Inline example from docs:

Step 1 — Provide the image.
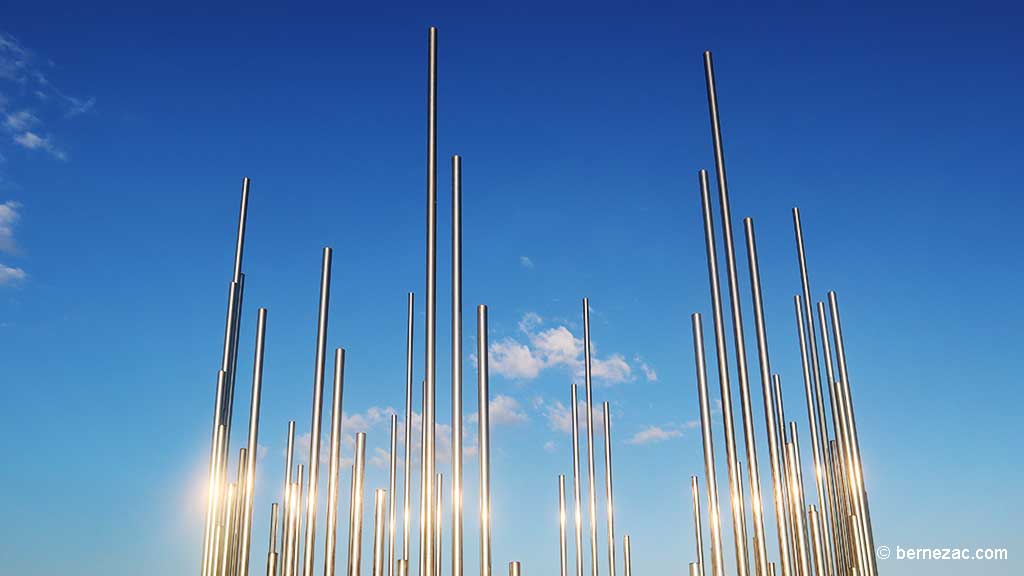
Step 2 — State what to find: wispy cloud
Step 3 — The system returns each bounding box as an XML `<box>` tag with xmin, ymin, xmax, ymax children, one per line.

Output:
<box><xmin>634</xmin><ymin>355</ymin><xmax>658</xmax><ymax>382</ymax></box>
<box><xmin>626</xmin><ymin>425</ymin><xmax>681</xmax><ymax>445</ymax></box>
<box><xmin>519</xmin><ymin>255</ymin><xmax>534</xmax><ymax>269</ymax></box>
<box><xmin>538</xmin><ymin>397</ymin><xmax>605</xmax><ymax>434</ymax></box>
<box><xmin>0</xmin><ymin>262</ymin><xmax>25</xmax><ymax>285</ymax></box>
<box><xmin>0</xmin><ymin>200</ymin><xmax>24</xmax><ymax>285</ymax></box>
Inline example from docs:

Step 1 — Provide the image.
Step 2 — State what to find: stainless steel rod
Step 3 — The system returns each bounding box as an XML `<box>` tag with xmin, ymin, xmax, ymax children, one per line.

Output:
<box><xmin>690</xmin><ymin>476</ymin><xmax>705</xmax><ymax>576</ymax></box>
<box><xmin>231</xmin><ymin>448</ymin><xmax>248</xmax><ymax>575</ymax></box>
<box><xmin>220</xmin><ymin>482</ymin><xmax>238</xmax><ymax>576</ymax></box>
<box><xmin>284</xmin><ymin>482</ymin><xmax>297</xmax><ymax>576</ymax></box>
<box><xmin>284</xmin><ymin>420</ymin><xmax>297</xmax><ymax>560</ymax></box>
<box><xmin>436</xmin><ymin>473</ymin><xmax>443</xmax><ymax>576</ymax></box>
<box><xmin>742</xmin><ymin>217</ymin><xmax>794</xmax><ymax>576</ymax></box>
<box><xmin>696</xmin><ymin>168</ymin><xmax>761</xmax><ymax>576</ymax></box>
<box><xmin>203</xmin><ymin>385</ymin><xmax>228</xmax><ymax>576</ymax></box>
<box><xmin>509</xmin><ymin>562</ymin><xmax>521</xmax><ymax>576</ymax></box>
<box><xmin>808</xmin><ymin>506</ymin><xmax>826</xmax><ymax>576</ymax></box>
<box><xmin>582</xmin><ymin>297</ymin><xmax>599</xmax><ymax>576</ymax></box>
<box><xmin>622</xmin><ymin>536</ymin><xmax>631</xmax><ymax>576</ymax></box>
<box><xmin>403</xmin><ymin>293</ymin><xmax>415</xmax><ymax>564</ymax></box>
<box><xmin>374</xmin><ymin>489</ymin><xmax>388</xmax><ymax>576</ymax></box>
<box><xmin>477</xmin><ymin>305</ymin><xmax>492</xmax><ymax>576</ymax></box>
<box><xmin>294</xmin><ymin>466</ymin><xmax>306</xmax><ymax>576</ymax></box>
<box><xmin>420</xmin><ymin>24</ymin><xmax>439</xmax><ymax>576</ymax></box>
<box><xmin>773</xmin><ymin>375</ymin><xmax>793</xmax><ymax>565</ymax></box>
<box><xmin>786</xmin><ymin>425</ymin><xmax>811</xmax><ymax>576</ymax></box>
<box><xmin>303</xmin><ymin>247</ymin><xmax>334</xmax><ymax>576</ymax></box>
<box><xmin>451</xmin><ymin>154</ymin><xmax>464</xmax><ymax>576</ymax></box>
<box><xmin>389</xmin><ymin>415</ymin><xmax>398</xmax><ymax>576</ymax></box>
<box><xmin>325</xmin><ymin>349</ymin><xmax>348</xmax><ymax>576</ymax></box>
<box><xmin>602</xmin><ymin>402</ymin><xmax>616</xmax><ymax>576</ymax></box>
<box><xmin>239</xmin><ymin>308</ymin><xmax>269</xmax><ymax>576</ymax></box>
<box><xmin>691</xmin><ymin>313</ymin><xmax>724</xmax><ymax>576</ymax></box>
<box><xmin>817</xmin><ymin>303</ymin><xmax>852</xmax><ymax>575</ymax></box>
<box><xmin>570</xmin><ymin>384</ymin><xmax>584</xmax><ymax>576</ymax></box>
<box><xmin>559</xmin><ymin>475</ymin><xmax>568</xmax><ymax>576</ymax></box>
<box><xmin>349</xmin><ymin>433</ymin><xmax>368</xmax><ymax>576</ymax></box>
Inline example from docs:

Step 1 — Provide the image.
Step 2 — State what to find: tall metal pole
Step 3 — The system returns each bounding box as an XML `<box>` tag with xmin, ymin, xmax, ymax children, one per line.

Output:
<box><xmin>559</xmin><ymin>475</ymin><xmax>568</xmax><ymax>576</ymax></box>
<box><xmin>303</xmin><ymin>247</ymin><xmax>333</xmax><ymax>576</ymax></box>
<box><xmin>792</xmin><ymin>209</ymin><xmax>837</xmax><ymax>576</ymax></box>
<box><xmin>451</xmin><ymin>154</ymin><xmax>464</xmax><ymax>576</ymax></box>
<box><xmin>477</xmin><ymin>305</ymin><xmax>492</xmax><ymax>576</ymax></box>
<box><xmin>269</xmin><ymin>503</ymin><xmax>281</xmax><ymax>576</ymax></box>
<box><xmin>403</xmin><ymin>293</ymin><xmax>415</xmax><ymax>564</ymax></box>
<box><xmin>828</xmin><ymin>292</ymin><xmax>876</xmax><ymax>576</ymax></box>
<box><xmin>690</xmin><ymin>476</ymin><xmax>706</xmax><ymax>576</ymax></box>
<box><xmin>601</xmin><ymin>402</ymin><xmax>616</xmax><ymax>576</ymax></box>
<box><xmin>786</xmin><ymin>424</ymin><xmax>811</xmax><ymax>576</ymax></box>
<box><xmin>696</xmin><ymin>168</ymin><xmax>763</xmax><ymax>576</ymax></box>
<box><xmin>325</xmin><ymin>349</ymin><xmax>348</xmax><ymax>576</ymax></box>
<box><xmin>284</xmin><ymin>420</ymin><xmax>297</xmax><ymax>561</ymax></box>
<box><xmin>569</xmin><ymin>384</ymin><xmax>584</xmax><ymax>576</ymax></box>
<box><xmin>203</xmin><ymin>372</ymin><xmax>228</xmax><ymax>576</ymax></box>
<box><xmin>420</xmin><ymin>25</ymin><xmax>439</xmax><ymax>576</ymax></box>
<box><xmin>509</xmin><ymin>562</ymin><xmax>521</xmax><ymax>576</ymax></box>
<box><xmin>389</xmin><ymin>415</ymin><xmax>399</xmax><ymax>576</ymax></box>
<box><xmin>772</xmin><ymin>375</ymin><xmax>793</xmax><ymax>561</ymax></box>
<box><xmin>349</xmin><ymin>433</ymin><xmax>368</xmax><ymax>576</ymax></box>
<box><xmin>691</xmin><ymin>313</ymin><xmax>724</xmax><ymax>576</ymax></box>
<box><xmin>817</xmin><ymin>303</ymin><xmax>852</xmax><ymax>575</ymax></box>
<box><xmin>742</xmin><ymin>217</ymin><xmax>794</xmax><ymax>576</ymax></box>
<box><xmin>622</xmin><ymin>537</ymin><xmax>631</xmax><ymax>576</ymax></box>
<box><xmin>373</xmin><ymin>490</ymin><xmax>388</xmax><ymax>576</ymax></box>
<box><xmin>435</xmin><ymin>474</ymin><xmax>444</xmax><ymax>576</ymax></box>
<box><xmin>582</xmin><ymin>297</ymin><xmax>599</xmax><ymax>576</ymax></box>
<box><xmin>239</xmin><ymin>308</ymin><xmax>268</xmax><ymax>576</ymax></box>
<box><xmin>808</xmin><ymin>506</ymin><xmax>827</xmax><ymax>576</ymax></box>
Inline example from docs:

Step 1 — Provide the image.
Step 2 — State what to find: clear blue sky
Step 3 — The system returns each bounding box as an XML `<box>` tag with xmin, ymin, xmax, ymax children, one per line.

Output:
<box><xmin>1</xmin><ymin>2</ymin><xmax>1022</xmax><ymax>575</ymax></box>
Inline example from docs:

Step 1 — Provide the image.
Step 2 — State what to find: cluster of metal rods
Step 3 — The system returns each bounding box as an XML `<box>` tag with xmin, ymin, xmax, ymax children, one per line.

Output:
<box><xmin>195</xmin><ymin>27</ymin><xmax>879</xmax><ymax>576</ymax></box>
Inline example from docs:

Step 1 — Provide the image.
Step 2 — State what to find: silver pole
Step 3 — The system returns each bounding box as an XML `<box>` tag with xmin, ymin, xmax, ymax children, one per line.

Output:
<box><xmin>325</xmin><ymin>349</ymin><xmax>348</xmax><ymax>576</ymax></box>
<box><xmin>220</xmin><ymin>483</ymin><xmax>238</xmax><ymax>576</ymax></box>
<box><xmin>349</xmin><ymin>433</ymin><xmax>368</xmax><ymax>576</ymax></box>
<box><xmin>420</xmin><ymin>25</ymin><xmax>439</xmax><ymax>576</ymax></box>
<box><xmin>284</xmin><ymin>420</ymin><xmax>297</xmax><ymax>562</ymax></box>
<box><xmin>786</xmin><ymin>424</ymin><xmax>811</xmax><ymax>576</ymax></box>
<box><xmin>792</xmin><ymin>210</ymin><xmax>837</xmax><ymax>576</ymax></box>
<box><xmin>397</xmin><ymin>560</ymin><xmax>408</xmax><ymax>576</ymax></box>
<box><xmin>294</xmin><ymin>466</ymin><xmax>306</xmax><ymax>576</ymax></box>
<box><xmin>602</xmin><ymin>402</ymin><xmax>616</xmax><ymax>576</ymax></box>
<box><xmin>689</xmin><ymin>563</ymin><xmax>700</xmax><ymax>576</ymax></box>
<box><xmin>239</xmin><ymin>308</ymin><xmax>268</xmax><ymax>576</ymax></box>
<box><xmin>284</xmin><ymin>481</ymin><xmax>297</xmax><ymax>576</ymax></box>
<box><xmin>203</xmin><ymin>372</ymin><xmax>228</xmax><ymax>576</ymax></box>
<box><xmin>389</xmin><ymin>415</ymin><xmax>399</xmax><ymax>576</ymax></box>
<box><xmin>570</xmin><ymin>384</ymin><xmax>584</xmax><ymax>576</ymax></box>
<box><xmin>451</xmin><ymin>154</ymin><xmax>464</xmax><ymax>576</ymax></box>
<box><xmin>436</xmin><ymin>474</ymin><xmax>443</xmax><ymax>576</ymax></box>
<box><xmin>808</xmin><ymin>506</ymin><xmax>826</xmax><ymax>576</ymax></box>
<box><xmin>827</xmin><ymin>293</ymin><xmax>877</xmax><ymax>576</ymax></box>
<box><xmin>696</xmin><ymin>168</ymin><xmax>762</xmax><ymax>576</ymax></box>
<box><xmin>690</xmin><ymin>476</ymin><xmax>706</xmax><ymax>576</ymax></box>
<box><xmin>622</xmin><ymin>537</ymin><xmax>631</xmax><ymax>576</ymax></box>
<box><xmin>303</xmin><ymin>247</ymin><xmax>333</xmax><ymax>576</ymax></box>
<box><xmin>403</xmin><ymin>293</ymin><xmax>415</xmax><ymax>564</ymax></box>
<box><xmin>559</xmin><ymin>475</ymin><xmax>568</xmax><ymax>576</ymax></box>
<box><xmin>582</xmin><ymin>297</ymin><xmax>599</xmax><ymax>576</ymax></box>
<box><xmin>817</xmin><ymin>302</ymin><xmax>852</xmax><ymax>575</ymax></box>
<box><xmin>691</xmin><ymin>313</ymin><xmax>724</xmax><ymax>576</ymax></box>
<box><xmin>773</xmin><ymin>374</ymin><xmax>793</xmax><ymax>564</ymax></box>
<box><xmin>374</xmin><ymin>490</ymin><xmax>388</xmax><ymax>576</ymax></box>
<box><xmin>742</xmin><ymin>217</ymin><xmax>794</xmax><ymax>576</ymax></box>
<box><xmin>477</xmin><ymin>305</ymin><xmax>492</xmax><ymax>576</ymax></box>
<box><xmin>509</xmin><ymin>562</ymin><xmax>521</xmax><ymax>576</ymax></box>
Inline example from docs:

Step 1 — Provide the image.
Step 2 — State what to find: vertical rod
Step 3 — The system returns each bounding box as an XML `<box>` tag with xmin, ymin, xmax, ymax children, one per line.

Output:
<box><xmin>203</xmin><ymin>372</ymin><xmax>228</xmax><ymax>576</ymax></box>
<box><xmin>403</xmin><ymin>293</ymin><xmax>415</xmax><ymax>564</ymax></box>
<box><xmin>221</xmin><ymin>483</ymin><xmax>238</xmax><ymax>576</ymax></box>
<box><xmin>284</xmin><ymin>483</ymin><xmax>297</xmax><ymax>576</ymax></box>
<box><xmin>691</xmin><ymin>313</ymin><xmax>724</xmax><ymax>576</ymax></box>
<box><xmin>349</xmin><ymin>433</ymin><xmax>368</xmax><ymax>576</ymax></box>
<box><xmin>397</xmin><ymin>560</ymin><xmax>408</xmax><ymax>576</ymax></box>
<box><xmin>602</xmin><ymin>402</ymin><xmax>616</xmax><ymax>576</ymax></box>
<box><xmin>284</xmin><ymin>420</ymin><xmax>297</xmax><ymax>558</ymax></box>
<box><xmin>742</xmin><ymin>217</ymin><xmax>794</xmax><ymax>576</ymax></box>
<box><xmin>269</xmin><ymin>503</ymin><xmax>280</xmax><ymax>576</ymax></box>
<box><xmin>303</xmin><ymin>247</ymin><xmax>334</xmax><ymax>576</ymax></box>
<box><xmin>231</xmin><ymin>448</ymin><xmax>248</xmax><ymax>575</ymax></box>
<box><xmin>690</xmin><ymin>476</ymin><xmax>706</xmax><ymax>576</ymax></box>
<box><xmin>373</xmin><ymin>490</ymin><xmax>388</xmax><ymax>576</ymax></box>
<box><xmin>389</xmin><ymin>415</ymin><xmax>399</xmax><ymax>576</ymax></box>
<box><xmin>559</xmin><ymin>475</ymin><xmax>568</xmax><ymax>576</ymax></box>
<box><xmin>689</xmin><ymin>564</ymin><xmax>701</xmax><ymax>576</ymax></box>
<box><xmin>451</xmin><ymin>154</ymin><xmax>464</xmax><ymax>576</ymax></box>
<box><xmin>582</xmin><ymin>298</ymin><xmax>599</xmax><ymax>576</ymax></box>
<box><xmin>696</xmin><ymin>168</ymin><xmax>761</xmax><ymax>576</ymax></box>
<box><xmin>294</xmin><ymin>466</ymin><xmax>306</xmax><ymax>576</ymax></box>
<box><xmin>436</xmin><ymin>474</ymin><xmax>444</xmax><ymax>576</ymax></box>
<box><xmin>808</xmin><ymin>507</ymin><xmax>826</xmax><ymax>576</ymax></box>
<box><xmin>509</xmin><ymin>562</ymin><xmax>521</xmax><ymax>576</ymax></box>
<box><xmin>773</xmin><ymin>375</ymin><xmax>793</xmax><ymax>566</ymax></box>
<box><xmin>477</xmin><ymin>305</ymin><xmax>492</xmax><ymax>576</ymax></box>
<box><xmin>827</xmin><ymin>293</ymin><xmax>876</xmax><ymax>576</ymax></box>
<box><xmin>570</xmin><ymin>385</ymin><xmax>584</xmax><ymax>576</ymax></box>
<box><xmin>786</xmin><ymin>424</ymin><xmax>811</xmax><ymax>576</ymax></box>
<box><xmin>325</xmin><ymin>349</ymin><xmax>348</xmax><ymax>576</ymax></box>
<box><xmin>421</xmin><ymin>25</ymin><xmax>439</xmax><ymax>576</ymax></box>
<box><xmin>816</xmin><ymin>302</ymin><xmax>851</xmax><ymax>573</ymax></box>
<box><xmin>792</xmin><ymin>209</ymin><xmax>837</xmax><ymax>576</ymax></box>
<box><xmin>622</xmin><ymin>537</ymin><xmax>631</xmax><ymax>576</ymax></box>
<box><xmin>239</xmin><ymin>308</ymin><xmax>269</xmax><ymax>576</ymax></box>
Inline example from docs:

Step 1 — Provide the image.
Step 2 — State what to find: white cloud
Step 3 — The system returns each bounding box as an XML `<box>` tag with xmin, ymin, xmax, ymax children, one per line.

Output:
<box><xmin>489</xmin><ymin>339</ymin><xmax>545</xmax><ymax>380</ymax></box>
<box><xmin>519</xmin><ymin>255</ymin><xmax>534</xmax><ymax>269</ymax></box>
<box><xmin>4</xmin><ymin>110</ymin><xmax>37</xmax><ymax>131</ymax></box>
<box><xmin>626</xmin><ymin>426</ymin><xmax>681</xmax><ymax>445</ymax></box>
<box><xmin>543</xmin><ymin>440</ymin><xmax>557</xmax><ymax>453</ymax></box>
<box><xmin>634</xmin><ymin>355</ymin><xmax>658</xmax><ymax>382</ymax></box>
<box><xmin>12</xmin><ymin>131</ymin><xmax>64</xmax><ymax>160</ymax></box>
<box><xmin>0</xmin><ymin>263</ymin><xmax>25</xmax><ymax>284</ymax></box>
<box><xmin>539</xmin><ymin>397</ymin><xmax>604</xmax><ymax>434</ymax></box>
<box><xmin>0</xmin><ymin>200</ymin><xmax>20</xmax><ymax>254</ymax></box>
<box><xmin>488</xmin><ymin>395</ymin><xmax>528</xmax><ymax>425</ymax></box>
<box><xmin>591</xmin><ymin>354</ymin><xmax>632</xmax><ymax>384</ymax></box>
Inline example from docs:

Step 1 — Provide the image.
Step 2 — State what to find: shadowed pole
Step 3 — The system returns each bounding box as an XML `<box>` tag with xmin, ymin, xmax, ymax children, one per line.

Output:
<box><xmin>569</xmin><ymin>384</ymin><xmax>584</xmax><ymax>576</ymax></box>
<box><xmin>451</xmin><ymin>153</ymin><xmax>464</xmax><ymax>576</ymax></box>
<box><xmin>238</xmin><ymin>308</ymin><xmax>268</xmax><ymax>576</ymax></box>
<box><xmin>690</xmin><ymin>476</ymin><xmax>706</xmax><ymax>576</ymax></box>
<box><xmin>324</xmin><ymin>349</ymin><xmax>348</xmax><ymax>576</ymax></box>
<box><xmin>692</xmin><ymin>314</ymin><xmax>724</xmax><ymax>576</ymax></box>
<box><xmin>477</xmin><ymin>305</ymin><xmax>492</xmax><ymax>576</ymax></box>
<box><xmin>403</xmin><ymin>293</ymin><xmax>415</xmax><ymax>565</ymax></box>
<box><xmin>582</xmin><ymin>298</ymin><xmax>599</xmax><ymax>576</ymax></box>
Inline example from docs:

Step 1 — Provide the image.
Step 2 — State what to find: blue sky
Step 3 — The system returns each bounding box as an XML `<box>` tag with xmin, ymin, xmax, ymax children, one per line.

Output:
<box><xmin>1</xmin><ymin>2</ymin><xmax>1022</xmax><ymax>575</ymax></box>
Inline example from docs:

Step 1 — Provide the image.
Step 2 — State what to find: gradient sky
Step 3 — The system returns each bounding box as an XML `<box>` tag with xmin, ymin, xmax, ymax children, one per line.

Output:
<box><xmin>1</xmin><ymin>2</ymin><xmax>1022</xmax><ymax>575</ymax></box>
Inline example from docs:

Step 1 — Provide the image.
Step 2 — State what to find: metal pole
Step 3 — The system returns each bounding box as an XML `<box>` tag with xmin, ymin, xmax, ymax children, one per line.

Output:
<box><xmin>570</xmin><ymin>384</ymin><xmax>584</xmax><ymax>576</ymax></box>
<box><xmin>294</xmin><ymin>466</ymin><xmax>306</xmax><ymax>576</ymax></box>
<box><xmin>203</xmin><ymin>371</ymin><xmax>228</xmax><ymax>576</ymax></box>
<box><xmin>773</xmin><ymin>375</ymin><xmax>793</xmax><ymax>565</ymax></box>
<box><xmin>582</xmin><ymin>297</ymin><xmax>599</xmax><ymax>576</ymax></box>
<box><xmin>420</xmin><ymin>25</ymin><xmax>439</xmax><ymax>576</ymax></box>
<box><xmin>690</xmin><ymin>476</ymin><xmax>706</xmax><ymax>576</ymax></box>
<box><xmin>742</xmin><ymin>217</ymin><xmax>794</xmax><ymax>576</ymax></box>
<box><xmin>325</xmin><ymin>349</ymin><xmax>348</xmax><ymax>576</ymax></box>
<box><xmin>220</xmin><ymin>483</ymin><xmax>238</xmax><ymax>576</ymax></box>
<box><xmin>284</xmin><ymin>482</ymin><xmax>297</xmax><ymax>576</ymax></box>
<box><xmin>389</xmin><ymin>415</ymin><xmax>399</xmax><ymax>576</ymax></box>
<box><xmin>622</xmin><ymin>536</ymin><xmax>631</xmax><ymax>576</ymax></box>
<box><xmin>239</xmin><ymin>308</ymin><xmax>269</xmax><ymax>576</ymax></box>
<box><xmin>284</xmin><ymin>420</ymin><xmax>297</xmax><ymax>561</ymax></box>
<box><xmin>817</xmin><ymin>302</ymin><xmax>852</xmax><ymax>575</ymax></box>
<box><xmin>269</xmin><ymin>503</ymin><xmax>280</xmax><ymax>576</ymax></box>
<box><xmin>374</xmin><ymin>490</ymin><xmax>388</xmax><ymax>576</ymax></box>
<box><xmin>559</xmin><ymin>475</ymin><xmax>568</xmax><ymax>576</ymax></box>
<box><xmin>303</xmin><ymin>247</ymin><xmax>333</xmax><ymax>576</ymax></box>
<box><xmin>436</xmin><ymin>474</ymin><xmax>443</xmax><ymax>576</ymax></box>
<box><xmin>509</xmin><ymin>562</ymin><xmax>521</xmax><ymax>576</ymax></box>
<box><xmin>602</xmin><ymin>402</ymin><xmax>616</xmax><ymax>576</ymax></box>
<box><xmin>231</xmin><ymin>448</ymin><xmax>248</xmax><ymax>575</ymax></box>
<box><xmin>704</xmin><ymin>50</ymin><xmax>770</xmax><ymax>573</ymax></box>
<box><xmin>477</xmin><ymin>305</ymin><xmax>492</xmax><ymax>576</ymax></box>
<box><xmin>808</xmin><ymin>506</ymin><xmax>826</xmax><ymax>576</ymax></box>
<box><xmin>451</xmin><ymin>154</ymin><xmax>464</xmax><ymax>576</ymax></box>
<box><xmin>691</xmin><ymin>314</ymin><xmax>724</xmax><ymax>576</ymax></box>
<box><xmin>403</xmin><ymin>293</ymin><xmax>415</xmax><ymax>564</ymax></box>
<box><xmin>786</xmin><ymin>424</ymin><xmax>811</xmax><ymax>576</ymax></box>
<box><xmin>349</xmin><ymin>433</ymin><xmax>368</xmax><ymax>576</ymax></box>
